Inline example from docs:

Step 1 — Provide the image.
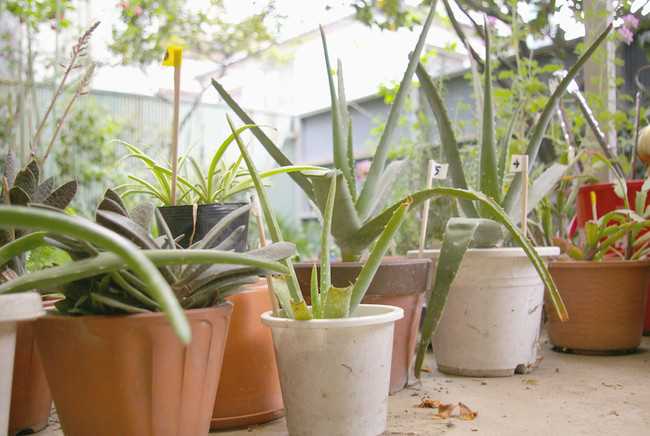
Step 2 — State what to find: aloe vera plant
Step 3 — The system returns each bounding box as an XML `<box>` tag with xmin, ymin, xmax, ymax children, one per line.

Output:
<box><xmin>118</xmin><ymin>134</ymin><xmax>325</xmax><ymax>206</ymax></box>
<box><xmin>411</xmin><ymin>22</ymin><xmax>613</xmax><ymax>375</ymax></box>
<box><xmin>227</xmin><ymin>115</ymin><xmax>410</xmax><ymax>319</ymax></box>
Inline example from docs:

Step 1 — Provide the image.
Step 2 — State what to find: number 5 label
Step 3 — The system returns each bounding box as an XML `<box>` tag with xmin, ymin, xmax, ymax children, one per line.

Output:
<box><xmin>431</xmin><ymin>162</ymin><xmax>449</xmax><ymax>180</ymax></box>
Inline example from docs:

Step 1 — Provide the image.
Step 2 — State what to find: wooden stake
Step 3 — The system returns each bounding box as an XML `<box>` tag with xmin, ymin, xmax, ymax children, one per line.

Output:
<box><xmin>418</xmin><ymin>160</ymin><xmax>435</xmax><ymax>257</ymax></box>
<box><xmin>170</xmin><ymin>63</ymin><xmax>181</xmax><ymax>205</ymax></box>
<box><xmin>252</xmin><ymin>195</ymin><xmax>280</xmax><ymax>316</ymax></box>
<box><xmin>520</xmin><ymin>155</ymin><xmax>529</xmax><ymax>237</ymax></box>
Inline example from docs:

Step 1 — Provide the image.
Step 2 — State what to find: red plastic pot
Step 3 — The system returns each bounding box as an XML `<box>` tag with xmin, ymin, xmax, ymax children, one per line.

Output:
<box><xmin>575</xmin><ymin>181</ymin><xmax>650</xmax><ymax>335</ymax></box>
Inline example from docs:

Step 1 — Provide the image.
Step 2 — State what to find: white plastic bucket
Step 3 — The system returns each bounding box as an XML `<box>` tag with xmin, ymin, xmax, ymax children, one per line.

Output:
<box><xmin>413</xmin><ymin>247</ymin><xmax>559</xmax><ymax>377</ymax></box>
<box><xmin>0</xmin><ymin>292</ymin><xmax>44</xmax><ymax>434</ymax></box>
<box><xmin>261</xmin><ymin>304</ymin><xmax>403</xmax><ymax>436</ymax></box>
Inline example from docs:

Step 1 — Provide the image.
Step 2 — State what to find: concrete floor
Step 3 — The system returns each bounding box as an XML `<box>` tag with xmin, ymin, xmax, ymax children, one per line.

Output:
<box><xmin>37</xmin><ymin>336</ymin><xmax>650</xmax><ymax>436</ymax></box>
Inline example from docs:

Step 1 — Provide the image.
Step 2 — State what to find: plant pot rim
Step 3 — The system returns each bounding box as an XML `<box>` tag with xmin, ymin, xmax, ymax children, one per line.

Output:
<box><xmin>261</xmin><ymin>304</ymin><xmax>403</xmax><ymax>329</ymax></box>
<box><xmin>0</xmin><ymin>292</ymin><xmax>44</xmax><ymax>322</ymax></box>
<box><xmin>39</xmin><ymin>301</ymin><xmax>232</xmax><ymax>323</ymax></box>
<box><xmin>407</xmin><ymin>246</ymin><xmax>559</xmax><ymax>259</ymax></box>
<box><xmin>550</xmin><ymin>258</ymin><xmax>650</xmax><ymax>269</ymax></box>
<box><xmin>294</xmin><ymin>256</ymin><xmax>431</xmax><ymax>269</ymax></box>
<box><xmin>157</xmin><ymin>202</ymin><xmax>248</xmax><ymax>210</ymax></box>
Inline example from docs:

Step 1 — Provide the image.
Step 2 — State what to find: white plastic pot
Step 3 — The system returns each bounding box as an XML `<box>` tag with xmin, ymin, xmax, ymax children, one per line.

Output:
<box><xmin>412</xmin><ymin>247</ymin><xmax>559</xmax><ymax>377</ymax></box>
<box><xmin>261</xmin><ymin>304</ymin><xmax>403</xmax><ymax>436</ymax></box>
<box><xmin>0</xmin><ymin>292</ymin><xmax>44</xmax><ymax>434</ymax></box>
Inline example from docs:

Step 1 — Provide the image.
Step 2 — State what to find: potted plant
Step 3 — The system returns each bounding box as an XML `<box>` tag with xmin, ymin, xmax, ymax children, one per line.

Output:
<box><xmin>212</xmin><ymin>3</ymin><xmax>439</xmax><ymax>394</ymax></box>
<box><xmin>0</xmin><ymin>201</ymin><xmax>293</xmax><ymax>436</ymax></box>
<box><xmin>548</xmin><ymin>176</ymin><xmax>650</xmax><ymax>353</ymax></box>
<box><xmin>229</xmin><ymin>116</ymin><xmax>407</xmax><ymax>436</ymax></box>
<box><xmin>405</xmin><ymin>20</ymin><xmax>612</xmax><ymax>377</ymax></box>
<box><xmin>118</xmin><ymin>135</ymin><xmax>324</xmax><ymax>249</ymax></box>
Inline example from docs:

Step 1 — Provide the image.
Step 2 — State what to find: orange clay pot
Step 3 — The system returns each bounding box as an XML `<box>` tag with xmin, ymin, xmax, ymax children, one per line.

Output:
<box><xmin>9</xmin><ymin>298</ymin><xmax>57</xmax><ymax>435</ymax></box>
<box><xmin>546</xmin><ymin>260</ymin><xmax>650</xmax><ymax>354</ymax></box>
<box><xmin>211</xmin><ymin>281</ymin><xmax>284</xmax><ymax>430</ymax></box>
<box><xmin>294</xmin><ymin>257</ymin><xmax>431</xmax><ymax>394</ymax></box>
<box><xmin>34</xmin><ymin>303</ymin><xmax>232</xmax><ymax>436</ymax></box>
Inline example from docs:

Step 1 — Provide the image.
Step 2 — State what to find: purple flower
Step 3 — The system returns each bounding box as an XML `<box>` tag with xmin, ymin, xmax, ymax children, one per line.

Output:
<box><xmin>619</xmin><ymin>26</ymin><xmax>635</xmax><ymax>45</ymax></box>
<box><xmin>622</xmin><ymin>14</ymin><xmax>640</xmax><ymax>31</ymax></box>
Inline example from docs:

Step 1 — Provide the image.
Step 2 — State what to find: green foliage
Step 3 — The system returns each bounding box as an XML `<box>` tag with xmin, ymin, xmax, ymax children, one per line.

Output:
<box><xmin>109</xmin><ymin>0</ymin><xmax>275</xmax><ymax>65</ymax></box>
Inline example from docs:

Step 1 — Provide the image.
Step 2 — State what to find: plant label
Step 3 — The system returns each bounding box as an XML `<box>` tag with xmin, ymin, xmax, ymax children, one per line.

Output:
<box><xmin>431</xmin><ymin>162</ymin><xmax>449</xmax><ymax>180</ymax></box>
<box><xmin>510</xmin><ymin>155</ymin><xmax>526</xmax><ymax>173</ymax></box>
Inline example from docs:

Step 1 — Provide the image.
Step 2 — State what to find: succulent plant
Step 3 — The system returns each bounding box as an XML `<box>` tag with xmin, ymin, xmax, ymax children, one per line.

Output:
<box><xmin>0</xmin><ymin>152</ymin><xmax>77</xmax><ymax>275</ymax></box>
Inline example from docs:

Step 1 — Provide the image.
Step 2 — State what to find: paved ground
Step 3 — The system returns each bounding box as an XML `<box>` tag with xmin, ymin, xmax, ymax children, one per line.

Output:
<box><xmin>37</xmin><ymin>335</ymin><xmax>650</xmax><ymax>436</ymax></box>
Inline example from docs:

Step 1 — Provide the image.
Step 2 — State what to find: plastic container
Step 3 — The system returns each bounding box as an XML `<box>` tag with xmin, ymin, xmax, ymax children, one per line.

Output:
<box><xmin>417</xmin><ymin>247</ymin><xmax>559</xmax><ymax>377</ymax></box>
<box><xmin>157</xmin><ymin>202</ymin><xmax>249</xmax><ymax>250</ymax></box>
<box><xmin>0</xmin><ymin>293</ymin><xmax>44</xmax><ymax>435</ymax></box>
<box><xmin>261</xmin><ymin>304</ymin><xmax>403</xmax><ymax>436</ymax></box>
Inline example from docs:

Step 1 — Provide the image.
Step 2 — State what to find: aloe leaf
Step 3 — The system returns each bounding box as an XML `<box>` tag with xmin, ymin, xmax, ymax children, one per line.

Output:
<box><xmin>320</xmin><ymin>29</ymin><xmax>356</xmax><ymax>200</ymax></box>
<box><xmin>414</xmin><ymin>217</ymin><xmax>483</xmax><ymax>377</ymax></box>
<box><xmin>0</xmin><ymin>231</ymin><xmax>47</xmax><ymax>268</ymax></box>
<box><xmin>184</xmin><ymin>275</ymin><xmax>258</xmax><ymax>309</ymax></box>
<box><xmin>355</xmin><ymin>0</ymin><xmax>437</xmax><ymax>220</ymax></box>
<box><xmin>290</xmin><ymin>300</ymin><xmax>313</xmax><ymax>320</ymax></box>
<box><xmin>211</xmin><ymin>79</ymin><xmax>316</xmax><ymax>201</ymax></box>
<box><xmin>309</xmin><ymin>173</ymin><xmax>362</xmax><ymax>261</ymax></box>
<box><xmin>0</xmin><ymin>248</ymin><xmax>291</xmax><ymax>295</ymax></box>
<box><xmin>509</xmin><ymin>163</ymin><xmax>569</xmax><ymax>224</ymax></box>
<box><xmin>110</xmin><ymin>272</ymin><xmax>159</xmax><ymax>310</ymax></box>
<box><xmin>90</xmin><ymin>292</ymin><xmax>150</xmax><ymax>314</ymax></box>
<box><xmin>214</xmin><ymin>226</ymin><xmax>245</xmax><ymax>251</ymax></box>
<box><xmin>416</xmin><ymin>63</ymin><xmax>478</xmax><ymax>218</ymax></box>
<box><xmin>96</xmin><ymin>210</ymin><xmax>159</xmax><ymax>250</ymax></box>
<box><xmin>320</xmin><ymin>173</ymin><xmax>336</xmax><ymax>305</ymax></box>
<box><xmin>310</xmin><ymin>264</ymin><xmax>321</xmax><ymax>318</ymax></box>
<box><xmin>191</xmin><ymin>203</ymin><xmax>250</xmax><ymax>250</ymax></box>
<box><xmin>497</xmin><ymin>102</ymin><xmax>523</xmax><ymax>191</ymax></box>
<box><xmin>227</xmin><ymin>115</ymin><xmax>308</xmax><ymax>311</ymax></box>
<box><xmin>270</xmin><ymin>276</ymin><xmax>294</xmax><ymax>318</ymax></box>
<box><xmin>503</xmin><ymin>23</ymin><xmax>613</xmax><ymax>214</ymax></box>
<box><xmin>349</xmin><ymin>198</ymin><xmax>410</xmax><ymax>313</ymax></box>
<box><xmin>322</xmin><ymin>285</ymin><xmax>352</xmax><ymax>318</ymax></box>
<box><xmin>367</xmin><ymin>160</ymin><xmax>405</xmax><ymax>218</ymax></box>
<box><xmin>0</xmin><ymin>206</ymin><xmax>191</xmax><ymax>343</ymax></box>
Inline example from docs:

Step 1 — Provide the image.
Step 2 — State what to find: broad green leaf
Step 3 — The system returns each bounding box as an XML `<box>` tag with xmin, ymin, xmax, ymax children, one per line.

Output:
<box><xmin>310</xmin><ymin>264</ymin><xmax>321</xmax><ymax>318</ymax></box>
<box><xmin>319</xmin><ymin>173</ymin><xmax>336</xmax><ymax>304</ymax></box>
<box><xmin>497</xmin><ymin>102</ymin><xmax>523</xmax><ymax>190</ymax></box>
<box><xmin>416</xmin><ymin>63</ymin><xmax>478</xmax><ymax>218</ymax></box>
<box><xmin>509</xmin><ymin>163</ymin><xmax>569</xmax><ymax>224</ymax></box>
<box><xmin>414</xmin><ymin>218</ymin><xmax>483</xmax><ymax>377</ymax></box>
<box><xmin>270</xmin><ymin>276</ymin><xmax>294</xmax><ymax>318</ymax></box>
<box><xmin>502</xmin><ymin>23</ymin><xmax>613</xmax><ymax>214</ymax></box>
<box><xmin>322</xmin><ymin>286</ymin><xmax>352</xmax><ymax>318</ymax></box>
<box><xmin>291</xmin><ymin>299</ymin><xmax>313</xmax><ymax>320</ymax></box>
<box><xmin>355</xmin><ymin>0</ymin><xmax>438</xmax><ymax>220</ymax></box>
<box><xmin>479</xmin><ymin>23</ymin><xmax>500</xmax><ymax>211</ymax></box>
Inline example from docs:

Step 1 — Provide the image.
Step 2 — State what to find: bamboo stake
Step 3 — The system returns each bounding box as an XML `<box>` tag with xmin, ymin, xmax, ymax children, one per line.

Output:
<box><xmin>418</xmin><ymin>160</ymin><xmax>435</xmax><ymax>257</ymax></box>
<box><xmin>520</xmin><ymin>155</ymin><xmax>529</xmax><ymax>237</ymax></box>
<box><xmin>252</xmin><ymin>195</ymin><xmax>280</xmax><ymax>316</ymax></box>
<box><xmin>163</xmin><ymin>45</ymin><xmax>183</xmax><ymax>205</ymax></box>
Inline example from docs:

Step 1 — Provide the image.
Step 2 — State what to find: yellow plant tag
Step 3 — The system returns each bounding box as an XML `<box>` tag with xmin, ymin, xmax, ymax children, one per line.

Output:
<box><xmin>162</xmin><ymin>45</ymin><xmax>183</xmax><ymax>67</ymax></box>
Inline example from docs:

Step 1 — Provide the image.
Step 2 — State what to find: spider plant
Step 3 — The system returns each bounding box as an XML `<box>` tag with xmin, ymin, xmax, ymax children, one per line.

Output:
<box><xmin>118</xmin><ymin>132</ymin><xmax>326</xmax><ymax>206</ymax></box>
<box><xmin>412</xmin><ymin>22</ymin><xmax>613</xmax><ymax>375</ymax></box>
<box><xmin>0</xmin><ymin>195</ymin><xmax>294</xmax><ymax>341</ymax></box>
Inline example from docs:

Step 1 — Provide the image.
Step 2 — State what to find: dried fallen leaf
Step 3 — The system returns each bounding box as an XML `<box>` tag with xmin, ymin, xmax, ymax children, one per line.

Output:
<box><xmin>421</xmin><ymin>367</ymin><xmax>433</xmax><ymax>373</ymax></box>
<box><xmin>522</xmin><ymin>378</ymin><xmax>538</xmax><ymax>385</ymax></box>
<box><xmin>417</xmin><ymin>398</ymin><xmax>441</xmax><ymax>409</ymax></box>
<box><xmin>458</xmin><ymin>402</ymin><xmax>478</xmax><ymax>421</ymax></box>
<box><xmin>433</xmin><ymin>403</ymin><xmax>456</xmax><ymax>419</ymax></box>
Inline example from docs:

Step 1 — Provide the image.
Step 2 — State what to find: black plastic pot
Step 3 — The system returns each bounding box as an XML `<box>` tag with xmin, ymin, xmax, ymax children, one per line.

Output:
<box><xmin>157</xmin><ymin>202</ymin><xmax>249</xmax><ymax>250</ymax></box>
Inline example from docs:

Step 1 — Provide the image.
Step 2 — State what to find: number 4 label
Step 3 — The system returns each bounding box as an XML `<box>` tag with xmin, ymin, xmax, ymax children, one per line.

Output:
<box><xmin>510</xmin><ymin>155</ymin><xmax>526</xmax><ymax>173</ymax></box>
<box><xmin>431</xmin><ymin>162</ymin><xmax>449</xmax><ymax>180</ymax></box>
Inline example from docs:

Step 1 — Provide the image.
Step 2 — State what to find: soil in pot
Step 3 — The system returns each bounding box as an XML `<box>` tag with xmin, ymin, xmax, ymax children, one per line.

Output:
<box><xmin>158</xmin><ymin>202</ymin><xmax>249</xmax><ymax>250</ymax></box>
<box><xmin>9</xmin><ymin>320</ymin><xmax>52</xmax><ymax>436</ymax></box>
<box><xmin>211</xmin><ymin>281</ymin><xmax>284</xmax><ymax>430</ymax></box>
<box><xmin>262</xmin><ymin>304</ymin><xmax>403</xmax><ymax>436</ymax></box>
<box><xmin>34</xmin><ymin>304</ymin><xmax>233</xmax><ymax>436</ymax></box>
<box><xmin>294</xmin><ymin>257</ymin><xmax>430</xmax><ymax>394</ymax></box>
<box><xmin>546</xmin><ymin>260</ymin><xmax>650</xmax><ymax>354</ymax></box>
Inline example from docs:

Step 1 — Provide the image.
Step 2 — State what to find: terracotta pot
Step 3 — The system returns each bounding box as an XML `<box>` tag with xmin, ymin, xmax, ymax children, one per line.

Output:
<box><xmin>8</xmin><ymin>321</ymin><xmax>52</xmax><ymax>435</ymax></box>
<box><xmin>294</xmin><ymin>257</ymin><xmax>431</xmax><ymax>394</ymax></box>
<box><xmin>546</xmin><ymin>260</ymin><xmax>650</xmax><ymax>354</ymax></box>
<box><xmin>34</xmin><ymin>304</ymin><xmax>233</xmax><ymax>436</ymax></box>
<box><xmin>211</xmin><ymin>282</ymin><xmax>284</xmax><ymax>430</ymax></box>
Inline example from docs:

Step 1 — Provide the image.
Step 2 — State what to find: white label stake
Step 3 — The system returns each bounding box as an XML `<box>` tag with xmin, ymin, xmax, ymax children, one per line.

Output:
<box><xmin>431</xmin><ymin>162</ymin><xmax>449</xmax><ymax>180</ymax></box>
<box><xmin>510</xmin><ymin>155</ymin><xmax>529</xmax><ymax>236</ymax></box>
